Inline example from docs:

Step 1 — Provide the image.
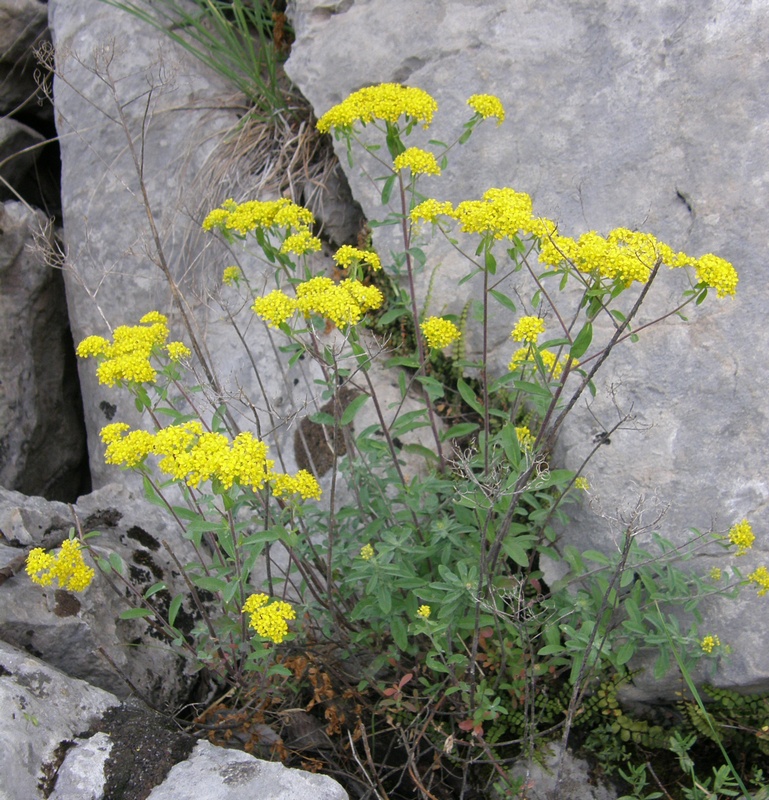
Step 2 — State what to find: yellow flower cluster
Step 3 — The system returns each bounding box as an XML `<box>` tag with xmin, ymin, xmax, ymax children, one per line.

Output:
<box><xmin>281</xmin><ymin>230</ymin><xmax>323</xmax><ymax>256</ymax></box>
<box><xmin>417</xmin><ymin>605</ymin><xmax>431</xmax><ymax>619</ymax></box>
<box><xmin>76</xmin><ymin>313</ymin><xmax>189</xmax><ymax>387</ymax></box>
<box><xmin>316</xmin><ymin>83</ymin><xmax>438</xmax><ymax>133</ymax></box>
<box><xmin>222</xmin><ymin>266</ymin><xmax>241</xmax><ymax>286</ymax></box>
<box><xmin>393</xmin><ymin>147</ymin><xmax>441</xmax><ymax>176</ymax></box>
<box><xmin>693</xmin><ymin>253</ymin><xmax>739</xmax><ymax>298</ymax></box>
<box><xmin>709</xmin><ymin>567</ymin><xmax>722</xmax><ymax>581</ymax></box>
<box><xmin>538</xmin><ymin>225</ymin><xmax>738</xmax><ymax>295</ymax></box>
<box><xmin>420</xmin><ymin>316</ymin><xmax>461</xmax><ymax>349</ymax></box>
<box><xmin>242</xmin><ymin>593</ymin><xmax>296</xmax><ymax>643</ymax></box>
<box><xmin>253</xmin><ymin>276</ymin><xmax>384</xmax><ymax>330</ymax></box>
<box><xmin>202</xmin><ymin>197</ymin><xmax>315</xmax><ymax>237</ymax></box>
<box><xmin>26</xmin><ymin>539</ymin><xmax>95</xmax><ymax>592</ymax></box>
<box><xmin>410</xmin><ymin>199</ymin><xmax>455</xmax><ymax>226</ymax></box>
<box><xmin>166</xmin><ymin>342</ymin><xmax>191</xmax><ymax>361</ymax></box>
<box><xmin>700</xmin><ymin>634</ymin><xmax>721</xmax><ymax>653</ymax></box>
<box><xmin>360</xmin><ymin>543</ymin><xmax>375</xmax><ymax>561</ymax></box>
<box><xmin>511</xmin><ymin>316</ymin><xmax>546</xmax><ymax>344</ymax></box>
<box><xmin>271</xmin><ymin>470</ymin><xmax>322</xmax><ymax>501</ymax></box>
<box><xmin>100</xmin><ymin>422</ymin><xmax>322</xmax><ymax>500</ymax></box>
<box><xmin>252</xmin><ymin>290</ymin><xmax>298</xmax><ymax>328</ymax></box>
<box><xmin>574</xmin><ymin>477</ymin><xmax>590</xmax><ymax>491</ymax></box>
<box><xmin>515</xmin><ymin>426</ymin><xmax>535</xmax><ymax>449</ymax></box>
<box><xmin>508</xmin><ymin>347</ymin><xmax>567</xmax><ymax>379</ymax></box>
<box><xmin>467</xmin><ymin>93</ymin><xmax>505</xmax><ymax>124</ymax></box>
<box><xmin>333</xmin><ymin>245</ymin><xmax>382</xmax><ymax>272</ymax></box>
<box><xmin>748</xmin><ymin>565</ymin><xmax>769</xmax><ymax>597</ymax></box>
<box><xmin>729</xmin><ymin>519</ymin><xmax>755</xmax><ymax>556</ymax></box>
<box><xmin>452</xmin><ymin>188</ymin><xmax>534</xmax><ymax>240</ymax></box>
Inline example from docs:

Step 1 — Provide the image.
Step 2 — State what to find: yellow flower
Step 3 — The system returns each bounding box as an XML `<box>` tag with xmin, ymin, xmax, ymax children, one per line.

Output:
<box><xmin>242</xmin><ymin>593</ymin><xmax>296</xmax><ymax>644</ymax></box>
<box><xmin>417</xmin><ymin>605</ymin><xmax>431</xmax><ymax>619</ymax></box>
<box><xmin>295</xmin><ymin>276</ymin><xmax>384</xmax><ymax>328</ymax></box>
<box><xmin>317</xmin><ymin>83</ymin><xmax>438</xmax><ymax>133</ymax></box>
<box><xmin>511</xmin><ymin>316</ymin><xmax>546</xmax><ymax>345</ymax></box>
<box><xmin>729</xmin><ymin>519</ymin><xmax>755</xmax><ymax>556</ymax></box>
<box><xmin>467</xmin><ymin>93</ymin><xmax>505</xmax><ymax>124</ymax></box>
<box><xmin>694</xmin><ymin>253</ymin><xmax>738</xmax><ymax>298</ymax></box>
<box><xmin>451</xmin><ymin>187</ymin><xmax>534</xmax><ymax>240</ymax></box>
<box><xmin>360</xmin><ymin>544</ymin><xmax>375</xmax><ymax>561</ymax></box>
<box><xmin>748</xmin><ymin>565</ymin><xmax>769</xmax><ymax>597</ymax></box>
<box><xmin>281</xmin><ymin>230</ymin><xmax>322</xmax><ymax>256</ymax></box>
<box><xmin>700</xmin><ymin>634</ymin><xmax>721</xmax><ymax>654</ymax></box>
<box><xmin>76</xmin><ymin>335</ymin><xmax>110</xmax><ymax>358</ymax></box>
<box><xmin>574</xmin><ymin>477</ymin><xmax>590</xmax><ymax>491</ymax></box>
<box><xmin>166</xmin><ymin>342</ymin><xmax>191</xmax><ymax>361</ymax></box>
<box><xmin>709</xmin><ymin>567</ymin><xmax>722</xmax><ymax>581</ymax></box>
<box><xmin>515</xmin><ymin>426</ymin><xmax>535</xmax><ymax>450</ymax></box>
<box><xmin>203</xmin><ymin>198</ymin><xmax>314</xmax><ymax>236</ymax></box>
<box><xmin>420</xmin><ymin>316</ymin><xmax>461</xmax><ymax>349</ymax></box>
<box><xmin>222</xmin><ymin>266</ymin><xmax>241</xmax><ymax>285</ymax></box>
<box><xmin>100</xmin><ymin>424</ymin><xmax>155</xmax><ymax>468</ymax></box>
<box><xmin>271</xmin><ymin>470</ymin><xmax>322</xmax><ymax>501</ymax></box>
<box><xmin>393</xmin><ymin>147</ymin><xmax>441</xmax><ymax>176</ymax></box>
<box><xmin>508</xmin><ymin>347</ymin><xmax>565</xmax><ymax>379</ymax></box>
<box><xmin>252</xmin><ymin>290</ymin><xmax>298</xmax><ymax>328</ymax></box>
<box><xmin>78</xmin><ymin>313</ymin><xmax>170</xmax><ymax>387</ymax></box>
<box><xmin>26</xmin><ymin>539</ymin><xmax>95</xmax><ymax>592</ymax></box>
<box><xmin>410</xmin><ymin>198</ymin><xmax>454</xmax><ymax>226</ymax></box>
<box><xmin>333</xmin><ymin>245</ymin><xmax>382</xmax><ymax>272</ymax></box>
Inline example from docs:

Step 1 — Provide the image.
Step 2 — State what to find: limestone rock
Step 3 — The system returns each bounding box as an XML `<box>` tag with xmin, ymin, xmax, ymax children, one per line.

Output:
<box><xmin>285</xmin><ymin>0</ymin><xmax>769</xmax><ymax>690</ymax></box>
<box><xmin>0</xmin><ymin>639</ymin><xmax>121</xmax><ymax>800</ymax></box>
<box><xmin>0</xmin><ymin>483</ymin><xmax>200</xmax><ymax>708</ymax></box>
<box><xmin>146</xmin><ymin>740</ymin><xmax>348</xmax><ymax>800</ymax></box>
<box><xmin>0</xmin><ymin>201</ymin><xmax>87</xmax><ymax>500</ymax></box>
<box><xmin>1</xmin><ymin>642</ymin><xmax>348</xmax><ymax>800</ymax></box>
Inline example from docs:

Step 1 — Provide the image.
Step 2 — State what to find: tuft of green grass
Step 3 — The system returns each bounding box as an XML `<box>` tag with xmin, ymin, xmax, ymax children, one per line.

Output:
<box><xmin>99</xmin><ymin>0</ymin><xmax>294</xmax><ymax>120</ymax></box>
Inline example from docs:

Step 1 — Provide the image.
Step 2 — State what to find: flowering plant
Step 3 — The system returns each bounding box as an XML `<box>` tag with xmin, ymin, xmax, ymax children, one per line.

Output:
<box><xmin>28</xmin><ymin>81</ymin><xmax>766</xmax><ymax>796</ymax></box>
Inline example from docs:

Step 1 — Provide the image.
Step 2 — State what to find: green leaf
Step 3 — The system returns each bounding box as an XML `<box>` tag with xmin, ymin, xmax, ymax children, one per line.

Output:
<box><xmin>570</xmin><ymin>321</ymin><xmax>593</xmax><ymax>359</ymax></box>
<box><xmin>378</xmin><ymin>306</ymin><xmax>409</xmax><ymax>326</ymax></box>
<box><xmin>168</xmin><ymin>594</ymin><xmax>184</xmax><ymax>627</ymax></box>
<box><xmin>119</xmin><ymin>607</ymin><xmax>153</xmax><ymax>620</ymax></box>
<box><xmin>108</xmin><ymin>553</ymin><xmax>124</xmax><ymax>575</ymax></box>
<box><xmin>457</xmin><ymin>378</ymin><xmax>485</xmax><ymax>415</ymax></box>
<box><xmin>381</xmin><ymin>174</ymin><xmax>397</xmax><ymax>205</ymax></box>
<box><xmin>376</xmin><ymin>583</ymin><xmax>392</xmax><ymax>615</ymax></box>
<box><xmin>484</xmin><ymin>249</ymin><xmax>497</xmax><ymax>275</ymax></box>
<box><xmin>501</xmin><ymin>536</ymin><xmax>531</xmax><ymax>567</ymax></box>
<box><xmin>401</xmin><ymin>443</ymin><xmax>440</xmax><ymax>464</ymax></box>
<box><xmin>415</xmin><ymin>375</ymin><xmax>445</xmax><ymax>401</ymax></box>
<box><xmin>583</xmin><ymin>549</ymin><xmax>611</xmax><ymax>565</ymax></box>
<box><xmin>615</xmin><ymin>641</ymin><xmax>636</xmax><ymax>666</ymax></box>
<box><xmin>309</xmin><ymin>412</ymin><xmax>336</xmax><ymax>426</ymax></box>
<box><xmin>489</xmin><ymin>289</ymin><xmax>517</xmax><ymax>313</ymax></box>
<box><xmin>391</xmin><ymin>616</ymin><xmax>408</xmax><ymax>651</ymax></box>
<box><xmin>341</xmin><ymin>394</ymin><xmax>369</xmax><ymax>426</ymax></box>
<box><xmin>222</xmin><ymin>580</ymin><xmax>240</xmax><ymax>604</ymax></box>
<box><xmin>143</xmin><ymin>581</ymin><xmax>167</xmax><ymax>600</ymax></box>
<box><xmin>193</xmin><ymin>576</ymin><xmax>227</xmax><ymax>593</ymax></box>
<box><xmin>441</xmin><ymin>422</ymin><xmax>480</xmax><ymax>441</ymax></box>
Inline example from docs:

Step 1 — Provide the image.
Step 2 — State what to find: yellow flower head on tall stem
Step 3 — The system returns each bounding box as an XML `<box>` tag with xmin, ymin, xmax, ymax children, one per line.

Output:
<box><xmin>317</xmin><ymin>83</ymin><xmax>438</xmax><ymax>133</ymax></box>
<box><xmin>393</xmin><ymin>147</ymin><xmax>441</xmax><ymax>176</ymax></box>
<box><xmin>420</xmin><ymin>317</ymin><xmax>461</xmax><ymax>349</ymax></box>
<box><xmin>729</xmin><ymin>519</ymin><xmax>755</xmax><ymax>556</ymax></box>
<box><xmin>467</xmin><ymin>94</ymin><xmax>505</xmax><ymax>125</ymax></box>
<box><xmin>26</xmin><ymin>539</ymin><xmax>95</xmax><ymax>592</ymax></box>
<box><xmin>242</xmin><ymin>593</ymin><xmax>296</xmax><ymax>644</ymax></box>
